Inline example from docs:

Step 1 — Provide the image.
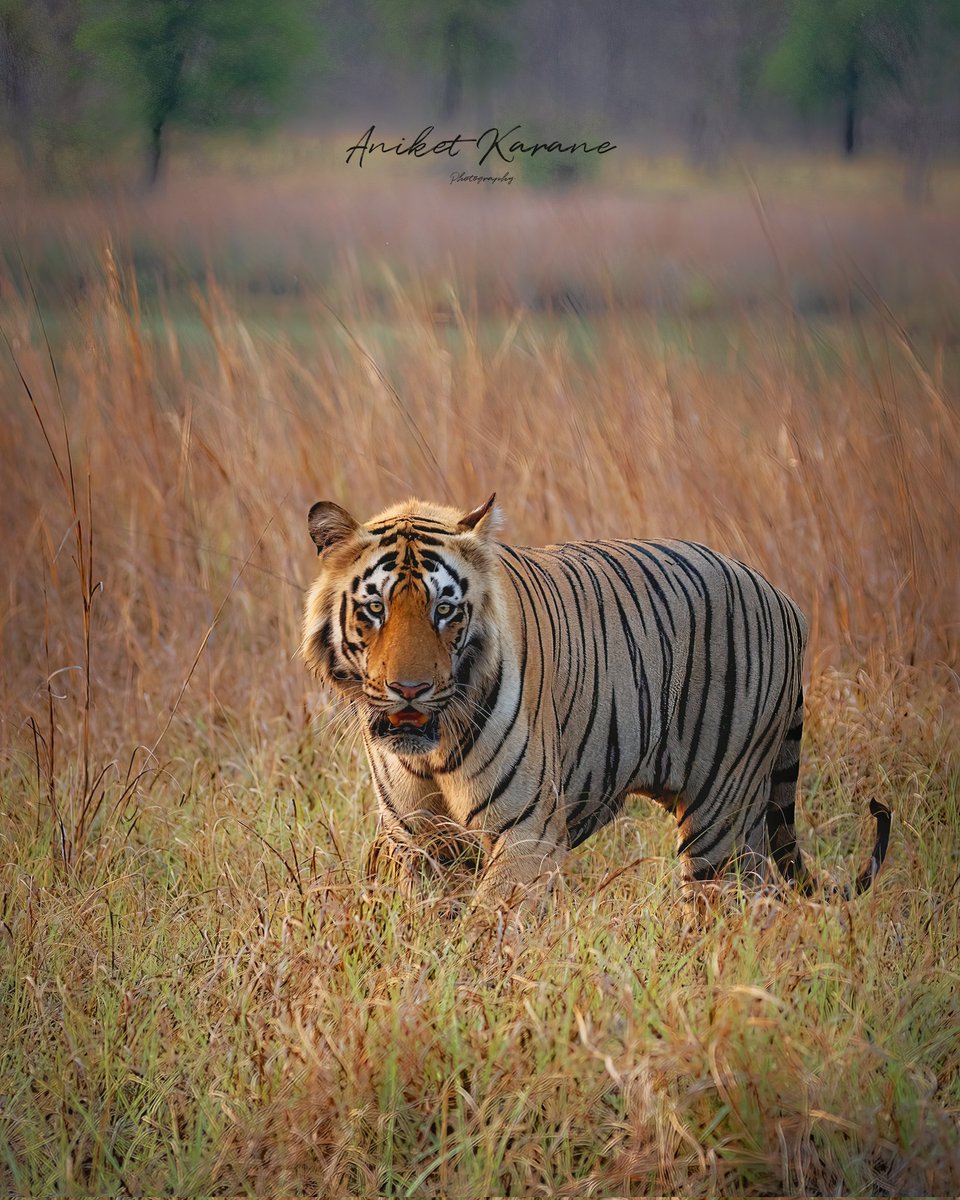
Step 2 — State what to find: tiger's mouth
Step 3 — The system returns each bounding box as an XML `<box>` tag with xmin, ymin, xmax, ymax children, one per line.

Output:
<box><xmin>387</xmin><ymin>708</ymin><xmax>430</xmax><ymax>729</ymax></box>
<box><xmin>371</xmin><ymin>707</ymin><xmax>440</xmax><ymax>748</ymax></box>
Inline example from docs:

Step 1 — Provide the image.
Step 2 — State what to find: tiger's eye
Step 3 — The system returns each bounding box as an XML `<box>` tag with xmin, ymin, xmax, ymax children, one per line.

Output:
<box><xmin>435</xmin><ymin>602</ymin><xmax>454</xmax><ymax>619</ymax></box>
<box><xmin>367</xmin><ymin>600</ymin><xmax>384</xmax><ymax>616</ymax></box>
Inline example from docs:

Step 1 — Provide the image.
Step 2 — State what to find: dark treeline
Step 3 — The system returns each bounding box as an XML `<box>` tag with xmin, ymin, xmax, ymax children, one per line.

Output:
<box><xmin>1</xmin><ymin>0</ymin><xmax>959</xmax><ymax>195</ymax></box>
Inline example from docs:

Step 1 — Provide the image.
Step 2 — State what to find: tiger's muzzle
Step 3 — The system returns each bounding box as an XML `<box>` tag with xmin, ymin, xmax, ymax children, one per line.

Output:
<box><xmin>370</xmin><ymin>703</ymin><xmax>443</xmax><ymax>751</ymax></box>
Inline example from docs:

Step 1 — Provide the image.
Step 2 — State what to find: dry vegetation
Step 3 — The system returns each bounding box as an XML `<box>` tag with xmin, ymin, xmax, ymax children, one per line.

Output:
<box><xmin>1</xmin><ymin>160</ymin><xmax>959</xmax><ymax>1195</ymax></box>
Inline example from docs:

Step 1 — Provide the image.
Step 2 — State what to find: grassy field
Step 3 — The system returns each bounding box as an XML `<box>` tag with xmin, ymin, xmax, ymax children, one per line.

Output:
<box><xmin>1</xmin><ymin>155</ymin><xmax>959</xmax><ymax>1195</ymax></box>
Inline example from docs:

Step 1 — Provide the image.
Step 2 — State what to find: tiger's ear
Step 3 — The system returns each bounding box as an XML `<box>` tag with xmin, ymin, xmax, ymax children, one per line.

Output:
<box><xmin>308</xmin><ymin>501</ymin><xmax>361</xmax><ymax>555</ymax></box>
<box><xmin>458</xmin><ymin>493</ymin><xmax>501</xmax><ymax>537</ymax></box>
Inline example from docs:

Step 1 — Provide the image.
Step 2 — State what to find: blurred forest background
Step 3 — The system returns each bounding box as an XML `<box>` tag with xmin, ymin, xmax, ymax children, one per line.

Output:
<box><xmin>1</xmin><ymin>0</ymin><xmax>959</xmax><ymax>194</ymax></box>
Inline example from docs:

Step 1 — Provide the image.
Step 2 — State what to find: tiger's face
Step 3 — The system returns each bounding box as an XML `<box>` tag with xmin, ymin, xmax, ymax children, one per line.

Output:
<box><xmin>301</xmin><ymin>495</ymin><xmax>501</xmax><ymax>755</ymax></box>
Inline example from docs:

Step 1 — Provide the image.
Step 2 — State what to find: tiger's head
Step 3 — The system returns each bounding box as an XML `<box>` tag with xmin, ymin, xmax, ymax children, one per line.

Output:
<box><xmin>301</xmin><ymin>494</ymin><xmax>504</xmax><ymax>755</ymax></box>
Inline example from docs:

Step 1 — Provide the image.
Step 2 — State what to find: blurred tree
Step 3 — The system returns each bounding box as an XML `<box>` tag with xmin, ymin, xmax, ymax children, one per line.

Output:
<box><xmin>77</xmin><ymin>0</ymin><xmax>315</xmax><ymax>186</ymax></box>
<box><xmin>373</xmin><ymin>0</ymin><xmax>517</xmax><ymax>120</ymax></box>
<box><xmin>763</xmin><ymin>0</ymin><xmax>896</xmax><ymax>156</ymax></box>
<box><xmin>764</xmin><ymin>0</ymin><xmax>960</xmax><ymax>166</ymax></box>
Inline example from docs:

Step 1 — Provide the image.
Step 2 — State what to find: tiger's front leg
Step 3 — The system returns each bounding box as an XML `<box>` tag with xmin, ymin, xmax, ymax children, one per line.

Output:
<box><xmin>365</xmin><ymin>747</ymin><xmax>449</xmax><ymax>901</ymax></box>
<box><xmin>366</xmin><ymin>818</ymin><xmax>442</xmax><ymax>902</ymax></box>
<box><xmin>465</xmin><ymin>817</ymin><xmax>567</xmax><ymax>967</ymax></box>
<box><xmin>370</xmin><ymin>812</ymin><xmax>487</xmax><ymax>910</ymax></box>
<box><xmin>366</xmin><ymin>746</ymin><xmax>482</xmax><ymax>908</ymax></box>
<box><xmin>471</xmin><ymin>790</ymin><xmax>569</xmax><ymax>921</ymax></box>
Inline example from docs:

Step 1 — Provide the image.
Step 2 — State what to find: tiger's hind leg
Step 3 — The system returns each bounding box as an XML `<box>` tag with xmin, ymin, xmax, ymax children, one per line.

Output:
<box><xmin>674</xmin><ymin>771</ymin><xmax>777</xmax><ymax>914</ymax></box>
<box><xmin>765</xmin><ymin>688</ymin><xmax>815</xmax><ymax>895</ymax></box>
<box><xmin>731</xmin><ymin>799</ymin><xmax>773</xmax><ymax>890</ymax></box>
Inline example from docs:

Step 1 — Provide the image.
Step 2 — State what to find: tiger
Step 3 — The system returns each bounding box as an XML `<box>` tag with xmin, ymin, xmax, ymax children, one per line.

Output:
<box><xmin>300</xmin><ymin>493</ymin><xmax>890</xmax><ymax>914</ymax></box>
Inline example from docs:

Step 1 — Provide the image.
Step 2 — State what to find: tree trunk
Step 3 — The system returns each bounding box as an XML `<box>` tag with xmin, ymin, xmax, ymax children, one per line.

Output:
<box><xmin>440</xmin><ymin>17</ymin><xmax>464</xmax><ymax>120</ymax></box>
<box><xmin>145</xmin><ymin>49</ymin><xmax>183</xmax><ymax>188</ymax></box>
<box><xmin>147</xmin><ymin>121</ymin><xmax>164</xmax><ymax>188</ymax></box>
<box><xmin>842</xmin><ymin>54</ymin><xmax>859</xmax><ymax>157</ymax></box>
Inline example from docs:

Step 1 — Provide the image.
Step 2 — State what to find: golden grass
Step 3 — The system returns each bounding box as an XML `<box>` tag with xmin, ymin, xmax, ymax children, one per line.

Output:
<box><xmin>1</xmin><ymin>172</ymin><xmax>959</xmax><ymax>1194</ymax></box>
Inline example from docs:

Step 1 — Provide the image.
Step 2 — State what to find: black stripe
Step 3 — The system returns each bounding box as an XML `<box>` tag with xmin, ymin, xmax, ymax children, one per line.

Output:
<box><xmin>602</xmin><ymin>693</ymin><xmax>621</xmax><ymax>799</ymax></box>
<box><xmin>369</xmin><ymin>756</ymin><xmax>414</xmax><ymax>836</ymax></box>
<box><xmin>338</xmin><ymin>593</ymin><xmax>364</xmax><ymax>656</ymax></box>
<box><xmin>493</xmin><ymin>750</ymin><xmax>549</xmax><ymax>840</ymax></box>
<box><xmin>588</xmin><ymin>546</ymin><xmax>646</xmax><ymax>694</ymax></box>
<box><xmin>538</xmin><ymin>793</ymin><xmax>559</xmax><ymax>842</ymax></box>
<box><xmin>494</xmin><ymin>796</ymin><xmax>540</xmax><ymax>844</ymax></box>
<box><xmin>562</xmin><ymin>615</ymin><xmax>602</xmax><ymax>793</ymax></box>
<box><xmin>555</xmin><ymin>559</ymin><xmax>589</xmax><ymax>730</ymax></box>
<box><xmin>454</xmin><ymin>634</ymin><xmax>485</xmax><ymax>688</ymax></box>
<box><xmin>767</xmin><ymin>800</ymin><xmax>796</xmax><ymax>830</ymax></box>
<box><xmin>466</xmin><ymin>730</ymin><xmax>531</xmax><ymax>826</ymax></box>
<box><xmin>571</xmin><ymin>549</ymin><xmax>611</xmax><ymax>673</ymax></box>
<box><xmin>771</xmin><ymin>760</ymin><xmax>800</xmax><ymax>785</ymax></box>
<box><xmin>678</xmin><ymin>671</ymin><xmax>792</xmax><ymax>860</ymax></box>
<box><xmin>677</xmin><ymin>562</ymin><xmax>787</xmax><ymax>837</ymax></box>
<box><xmin>402</xmin><ymin>532</ymin><xmax>445</xmax><ymax>547</ymax></box>
<box><xmin>436</xmin><ymin>655</ymin><xmax>504</xmax><ymax>773</ymax></box>
<box><xmin>361</xmin><ymin>552</ymin><xmax>398</xmax><ymax>579</ymax></box>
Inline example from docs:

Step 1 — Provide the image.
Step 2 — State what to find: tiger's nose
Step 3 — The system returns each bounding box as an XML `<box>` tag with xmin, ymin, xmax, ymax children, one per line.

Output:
<box><xmin>389</xmin><ymin>680</ymin><xmax>432</xmax><ymax>701</ymax></box>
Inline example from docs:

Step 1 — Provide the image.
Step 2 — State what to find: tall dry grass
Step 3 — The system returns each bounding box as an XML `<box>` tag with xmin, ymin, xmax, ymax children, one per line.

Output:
<box><xmin>0</xmin><ymin>194</ymin><xmax>958</xmax><ymax>1193</ymax></box>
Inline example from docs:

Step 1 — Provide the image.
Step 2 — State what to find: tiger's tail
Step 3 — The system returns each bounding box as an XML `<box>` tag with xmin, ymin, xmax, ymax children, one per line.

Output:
<box><xmin>765</xmin><ymin>689</ymin><xmax>892</xmax><ymax>899</ymax></box>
